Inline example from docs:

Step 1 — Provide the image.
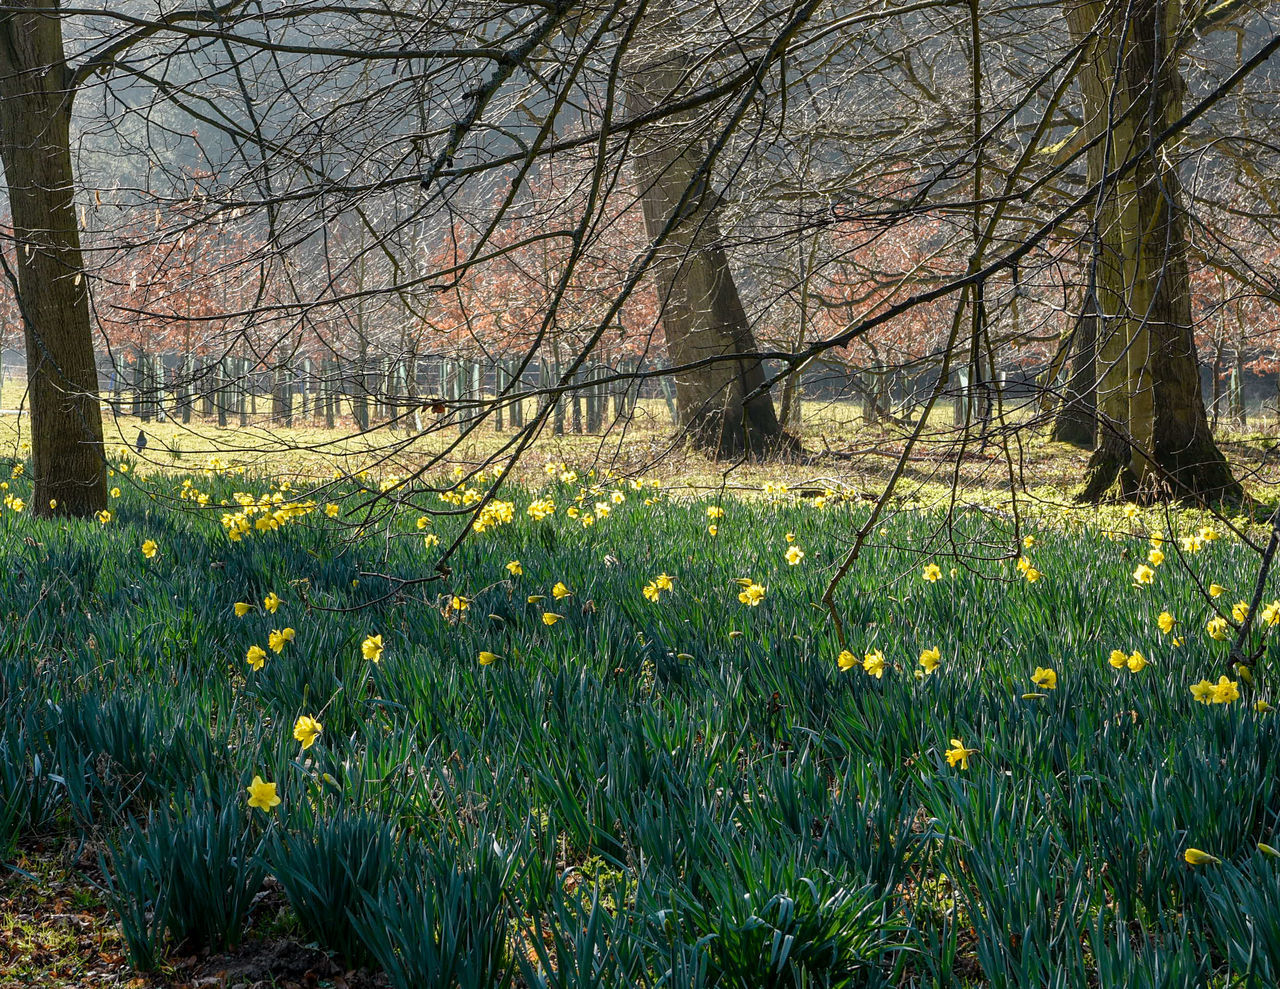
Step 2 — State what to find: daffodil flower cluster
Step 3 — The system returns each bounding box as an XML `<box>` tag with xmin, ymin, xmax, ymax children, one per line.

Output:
<box><xmin>220</xmin><ymin>490</ymin><xmax>318</xmax><ymax>541</ymax></box>
<box><xmin>736</xmin><ymin>580</ymin><xmax>766</xmax><ymax>607</ymax></box>
<box><xmin>472</xmin><ymin>499</ymin><xmax>515</xmax><ymax>532</ymax></box>
<box><xmin>1190</xmin><ymin>676</ymin><xmax>1240</xmax><ymax>704</ymax></box>
<box><xmin>642</xmin><ymin>573</ymin><xmax>675</xmax><ymax>602</ymax></box>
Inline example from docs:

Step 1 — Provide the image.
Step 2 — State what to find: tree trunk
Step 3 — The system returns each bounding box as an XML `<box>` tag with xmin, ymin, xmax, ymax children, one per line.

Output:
<box><xmin>626</xmin><ymin>52</ymin><xmax>795</xmax><ymax>459</ymax></box>
<box><xmin>0</xmin><ymin>2</ymin><xmax>106</xmax><ymax>517</ymax></box>
<box><xmin>1068</xmin><ymin>0</ymin><xmax>1238</xmax><ymax>503</ymax></box>
<box><xmin>778</xmin><ymin>370</ymin><xmax>804</xmax><ymax>433</ymax></box>
<box><xmin>1051</xmin><ymin>275</ymin><xmax>1097</xmax><ymax>447</ymax></box>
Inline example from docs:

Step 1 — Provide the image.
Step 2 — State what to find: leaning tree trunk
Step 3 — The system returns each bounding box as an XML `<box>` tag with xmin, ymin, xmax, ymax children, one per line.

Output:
<box><xmin>0</xmin><ymin>2</ymin><xmax>106</xmax><ymax>517</ymax></box>
<box><xmin>1051</xmin><ymin>293</ymin><xmax>1098</xmax><ymax>448</ymax></box>
<box><xmin>1051</xmin><ymin>255</ymin><xmax>1098</xmax><ymax>447</ymax></box>
<box><xmin>1068</xmin><ymin>0</ymin><xmax>1238</xmax><ymax>503</ymax></box>
<box><xmin>626</xmin><ymin>53</ymin><xmax>794</xmax><ymax>459</ymax></box>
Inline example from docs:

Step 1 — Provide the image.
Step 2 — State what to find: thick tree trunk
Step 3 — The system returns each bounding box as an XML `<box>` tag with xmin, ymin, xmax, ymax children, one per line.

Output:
<box><xmin>0</xmin><ymin>2</ymin><xmax>106</xmax><ymax>516</ymax></box>
<box><xmin>1068</xmin><ymin>0</ymin><xmax>1238</xmax><ymax>502</ymax></box>
<box><xmin>626</xmin><ymin>53</ymin><xmax>795</xmax><ymax>459</ymax></box>
<box><xmin>1145</xmin><ymin>163</ymin><xmax>1239</xmax><ymax>500</ymax></box>
<box><xmin>1051</xmin><ymin>279</ymin><xmax>1097</xmax><ymax>447</ymax></box>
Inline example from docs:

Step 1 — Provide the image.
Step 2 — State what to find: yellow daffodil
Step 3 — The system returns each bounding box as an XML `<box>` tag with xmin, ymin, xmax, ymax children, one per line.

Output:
<box><xmin>110</xmin><ymin>487</ymin><xmax>121</xmax><ymax>498</ymax></box>
<box><xmin>246</xmin><ymin>775</ymin><xmax>281</xmax><ymax>811</ymax></box>
<box><xmin>325</xmin><ymin>503</ymin><xmax>340</xmax><ymax>517</ymax></box>
<box><xmin>922</xmin><ymin>563</ymin><xmax>942</xmax><ymax>582</ymax></box>
<box><xmin>542</xmin><ymin>612</ymin><xmax>562</xmax><ymax>626</ymax></box>
<box><xmin>96</xmin><ymin>510</ymin><xmax>111</xmax><ymax>524</ymax></box>
<box><xmin>1212</xmin><ymin>676</ymin><xmax>1239</xmax><ymax>704</ymax></box>
<box><xmin>1126</xmin><ymin>650</ymin><xmax>1147</xmax><ymax>673</ymax></box>
<box><xmin>1183</xmin><ymin>848</ymin><xmax>1221</xmax><ymax>866</ymax></box>
<box><xmin>1232</xmin><ymin>601</ymin><xmax>1250</xmax><ymax>623</ymax></box>
<box><xmin>246</xmin><ymin>645</ymin><xmax>267</xmax><ymax>671</ymax></box>
<box><xmin>362</xmin><ymin>633</ymin><xmax>384</xmax><ymax>662</ymax></box>
<box><xmin>785</xmin><ymin>531</ymin><xmax>796</xmax><ymax>543</ymax></box>
<box><xmin>837</xmin><ymin>649</ymin><xmax>857</xmax><ymax>671</ymax></box>
<box><xmin>1108</xmin><ymin>649</ymin><xmax>1128</xmax><ymax>669</ymax></box>
<box><xmin>1023</xmin><ymin>534</ymin><xmax>1035</xmax><ymax>548</ymax></box>
<box><xmin>1031</xmin><ymin>666</ymin><xmax>1057</xmax><ymax>690</ymax></box>
<box><xmin>1262</xmin><ymin>601</ymin><xmax>1280</xmax><ymax>627</ymax></box>
<box><xmin>785</xmin><ymin>546</ymin><xmax>805</xmax><ymax>566</ymax></box>
<box><xmin>141</xmin><ymin>539</ymin><xmax>158</xmax><ymax>559</ymax></box>
<box><xmin>1206</xmin><ymin>616</ymin><xmax>1229</xmax><ymax>641</ymax></box>
<box><xmin>292</xmin><ymin>715</ymin><xmax>323</xmax><ymax>749</ymax></box>
<box><xmin>264</xmin><ymin>591</ymin><xmax>280</xmax><ymax>613</ymax></box>
<box><xmin>1200</xmin><ymin>526</ymin><xmax>1220</xmax><ymax>542</ymax></box>
<box><xmin>708</xmin><ymin>524</ymin><xmax>718</xmax><ymax>536</ymax></box>
<box><xmin>1190</xmin><ymin>679</ymin><xmax>1216</xmax><ymax>704</ymax></box>
<box><xmin>1148</xmin><ymin>548</ymin><xmax>1165</xmax><ymax>566</ymax></box>
<box><xmin>738</xmin><ymin>582</ymin><xmax>766</xmax><ymax>607</ymax></box>
<box><xmin>1132</xmin><ymin>564</ymin><xmax>1154</xmax><ymax>586</ymax></box>
<box><xmin>506</xmin><ymin>560</ymin><xmax>523</xmax><ymax>576</ymax></box>
<box><xmin>552</xmin><ymin>582</ymin><xmax>571</xmax><ymax>600</ymax></box>
<box><xmin>919</xmin><ymin>646</ymin><xmax>941</xmax><ymax>674</ymax></box>
<box><xmin>863</xmin><ymin>649</ymin><xmax>886</xmax><ymax>679</ymax></box>
<box><xmin>451</xmin><ymin>595</ymin><xmax>469</xmax><ymax>611</ymax></box>
<box><xmin>1257</xmin><ymin>700</ymin><xmax>1273</xmax><ymax>713</ymax></box>
<box><xmin>268</xmin><ymin>627</ymin><xmax>295</xmax><ymax>653</ymax></box>
<box><xmin>1209</xmin><ymin>583</ymin><xmax>1225</xmax><ymax>598</ymax></box>
<box><xmin>946</xmin><ymin>738</ymin><xmax>977</xmax><ymax>770</ymax></box>
<box><xmin>478</xmin><ymin>651</ymin><xmax>500</xmax><ymax>666</ymax></box>
<box><xmin>1024</xmin><ymin>567</ymin><xmax>1042</xmax><ymax>583</ymax></box>
<box><xmin>707</xmin><ymin>505</ymin><xmax>724</xmax><ymax>520</ymax></box>
<box><xmin>234</xmin><ymin>602</ymin><xmax>253</xmax><ymax>617</ymax></box>
<box><xmin>1157</xmin><ymin>611</ymin><xmax>1175</xmax><ymax>634</ymax></box>
<box><xmin>424</xmin><ymin>533</ymin><xmax>440</xmax><ymax>548</ymax></box>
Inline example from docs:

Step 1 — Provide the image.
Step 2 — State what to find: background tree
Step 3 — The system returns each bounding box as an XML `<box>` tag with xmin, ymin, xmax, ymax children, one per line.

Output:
<box><xmin>0</xmin><ymin>2</ymin><xmax>106</xmax><ymax>515</ymax></box>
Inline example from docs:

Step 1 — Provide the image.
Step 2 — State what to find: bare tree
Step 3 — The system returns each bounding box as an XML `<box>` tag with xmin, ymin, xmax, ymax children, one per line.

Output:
<box><xmin>0</xmin><ymin>1</ymin><xmax>106</xmax><ymax>515</ymax></box>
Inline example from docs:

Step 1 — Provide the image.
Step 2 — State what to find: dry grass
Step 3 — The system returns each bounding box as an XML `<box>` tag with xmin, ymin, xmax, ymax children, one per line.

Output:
<box><xmin>1</xmin><ymin>379</ymin><xmax>1277</xmax><ymax>508</ymax></box>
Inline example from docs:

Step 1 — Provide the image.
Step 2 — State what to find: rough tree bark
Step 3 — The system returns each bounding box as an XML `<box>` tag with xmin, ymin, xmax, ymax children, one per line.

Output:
<box><xmin>1051</xmin><ymin>263</ymin><xmax>1098</xmax><ymax>448</ymax></box>
<box><xmin>0</xmin><ymin>1</ymin><xmax>107</xmax><ymax>516</ymax></box>
<box><xmin>1069</xmin><ymin>0</ymin><xmax>1239</xmax><ymax>502</ymax></box>
<box><xmin>626</xmin><ymin>52</ymin><xmax>795</xmax><ymax>459</ymax></box>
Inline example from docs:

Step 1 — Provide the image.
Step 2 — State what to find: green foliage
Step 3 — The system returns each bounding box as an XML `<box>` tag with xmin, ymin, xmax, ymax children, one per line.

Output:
<box><xmin>351</xmin><ymin>834</ymin><xmax>516</xmax><ymax>989</ymax></box>
<box><xmin>101</xmin><ymin>794</ymin><xmax>267</xmax><ymax>958</ymax></box>
<box><xmin>267</xmin><ymin>810</ymin><xmax>401</xmax><ymax>966</ymax></box>
<box><xmin>660</xmin><ymin>869</ymin><xmax>902</xmax><ymax>989</ymax></box>
<box><xmin>3</xmin><ymin>466</ymin><xmax>1280</xmax><ymax>984</ymax></box>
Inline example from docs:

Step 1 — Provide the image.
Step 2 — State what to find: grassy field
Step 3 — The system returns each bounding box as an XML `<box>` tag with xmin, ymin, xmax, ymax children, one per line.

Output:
<box><xmin>2</xmin><ymin>376</ymin><xmax>1278</xmax><ymax>508</ymax></box>
<box><xmin>3</xmin><ymin>453</ymin><xmax>1280</xmax><ymax>987</ymax></box>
